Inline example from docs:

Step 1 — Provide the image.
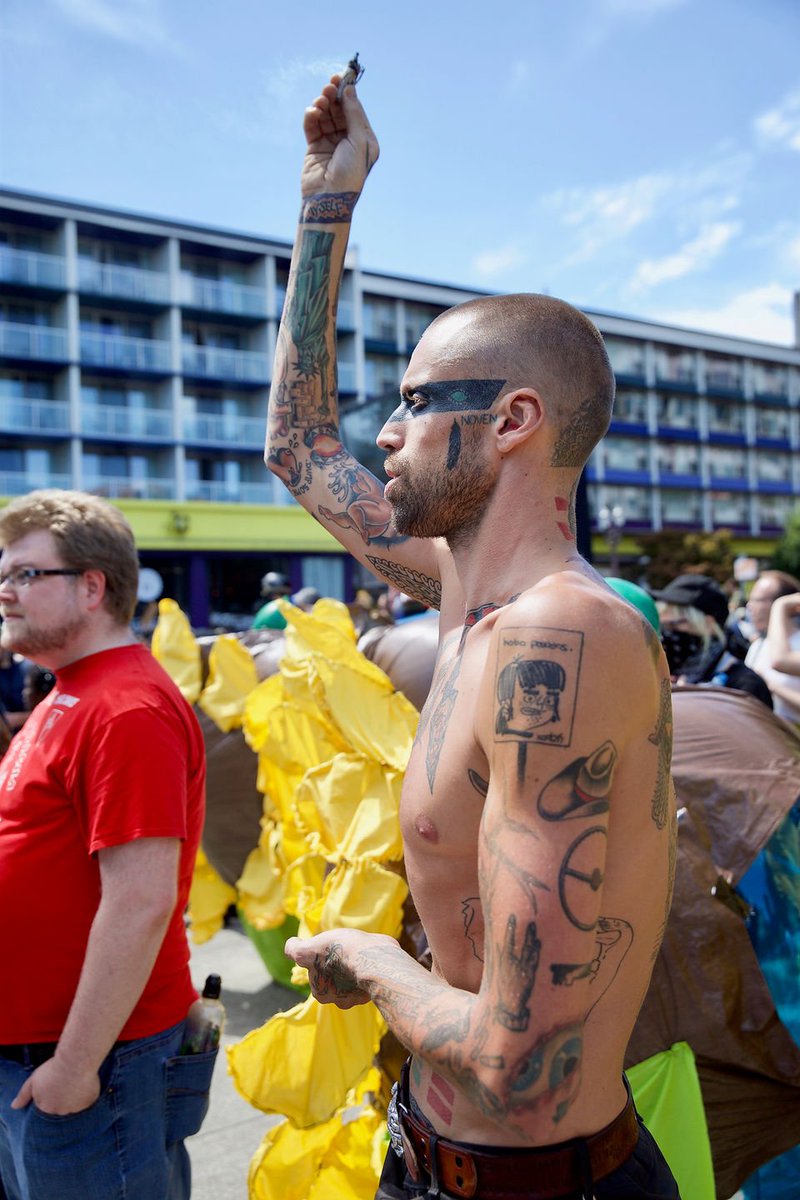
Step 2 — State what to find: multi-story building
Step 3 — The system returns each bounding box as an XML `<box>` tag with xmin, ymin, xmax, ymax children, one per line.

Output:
<box><xmin>1</xmin><ymin>187</ymin><xmax>799</xmax><ymax>627</ymax></box>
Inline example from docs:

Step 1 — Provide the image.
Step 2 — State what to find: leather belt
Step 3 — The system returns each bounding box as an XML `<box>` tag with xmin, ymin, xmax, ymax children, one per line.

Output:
<box><xmin>0</xmin><ymin>1043</ymin><xmax>58</xmax><ymax>1068</ymax></box>
<box><xmin>395</xmin><ymin>1061</ymin><xmax>640</xmax><ymax>1199</ymax></box>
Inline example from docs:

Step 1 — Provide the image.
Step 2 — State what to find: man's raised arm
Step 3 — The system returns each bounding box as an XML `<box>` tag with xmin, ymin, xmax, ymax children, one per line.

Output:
<box><xmin>265</xmin><ymin>71</ymin><xmax>442</xmax><ymax>609</ymax></box>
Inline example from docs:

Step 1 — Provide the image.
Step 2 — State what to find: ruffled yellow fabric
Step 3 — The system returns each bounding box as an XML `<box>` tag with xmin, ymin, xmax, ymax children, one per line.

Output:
<box><xmin>187</xmin><ymin>846</ymin><xmax>238</xmax><ymax>945</ymax></box>
<box><xmin>198</xmin><ymin>634</ymin><xmax>259</xmax><ymax>732</ymax></box>
<box><xmin>150</xmin><ymin>598</ymin><xmax>202</xmax><ymax>703</ymax></box>
<box><xmin>228</xmin><ymin>995</ymin><xmax>386</xmax><ymax>1127</ymax></box>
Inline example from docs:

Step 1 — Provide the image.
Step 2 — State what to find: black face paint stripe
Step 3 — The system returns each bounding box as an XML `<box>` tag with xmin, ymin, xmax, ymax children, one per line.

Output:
<box><xmin>388</xmin><ymin>378</ymin><xmax>507</xmax><ymax>422</ymax></box>
<box><xmin>447</xmin><ymin>420</ymin><xmax>461</xmax><ymax>470</ymax></box>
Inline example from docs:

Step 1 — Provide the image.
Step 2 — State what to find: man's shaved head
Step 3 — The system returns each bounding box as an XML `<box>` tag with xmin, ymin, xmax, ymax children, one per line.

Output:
<box><xmin>425</xmin><ymin>294</ymin><xmax>615</xmax><ymax>469</ymax></box>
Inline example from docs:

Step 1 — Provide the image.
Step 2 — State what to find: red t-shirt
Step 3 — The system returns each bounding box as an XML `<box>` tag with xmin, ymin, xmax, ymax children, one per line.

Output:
<box><xmin>0</xmin><ymin>643</ymin><xmax>206</xmax><ymax>1042</ymax></box>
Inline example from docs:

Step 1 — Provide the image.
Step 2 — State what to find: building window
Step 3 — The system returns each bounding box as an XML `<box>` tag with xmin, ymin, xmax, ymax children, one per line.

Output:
<box><xmin>612</xmin><ymin>390</ymin><xmax>648</xmax><ymax>424</ymax></box>
<box><xmin>604</xmin><ymin>436</ymin><xmax>649</xmax><ymax>472</ymax></box>
<box><xmin>755</xmin><ymin>407</ymin><xmax>791</xmax><ymax>440</ymax></box>
<box><xmin>752</xmin><ymin>361</ymin><xmax>789</xmax><ymax>399</ymax></box>
<box><xmin>707</xmin><ymin>399</ymin><xmax>745</xmax><ymax>435</ymax></box>
<box><xmin>657</xmin><ymin>393</ymin><xmax>699</xmax><ymax>429</ymax></box>
<box><xmin>661</xmin><ymin>489</ymin><xmax>702</xmax><ymax>523</ymax></box>
<box><xmin>363</xmin><ymin>296</ymin><xmax>396</xmax><ymax>342</ymax></box>
<box><xmin>758</xmin><ymin>495</ymin><xmax>793</xmax><ymax>527</ymax></box>
<box><xmin>707</xmin><ymin>447</ymin><xmax>747</xmax><ymax>479</ymax></box>
<box><xmin>756</xmin><ymin>452</ymin><xmax>792</xmax><ymax>483</ymax></box>
<box><xmin>365</xmin><ymin>354</ymin><xmax>401</xmax><ymax>398</ymax></box>
<box><xmin>710</xmin><ymin>491</ymin><xmax>749</xmax><ymax>526</ymax></box>
<box><xmin>704</xmin><ymin>353</ymin><xmax>743</xmax><ymax>393</ymax></box>
<box><xmin>605</xmin><ymin>337</ymin><xmax>645</xmax><ymax>379</ymax></box>
<box><xmin>658</xmin><ymin>443</ymin><xmax>700</xmax><ymax>475</ymax></box>
<box><xmin>592</xmin><ymin>485</ymin><xmax>651</xmax><ymax>523</ymax></box>
<box><xmin>655</xmin><ymin>346</ymin><xmax>696</xmax><ymax>386</ymax></box>
<box><xmin>404</xmin><ymin>302</ymin><xmax>444</xmax><ymax>348</ymax></box>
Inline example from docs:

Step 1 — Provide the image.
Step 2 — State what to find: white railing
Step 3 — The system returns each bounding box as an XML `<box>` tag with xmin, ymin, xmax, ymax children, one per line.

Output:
<box><xmin>0</xmin><ymin>471</ymin><xmax>72</xmax><ymax>495</ymax></box>
<box><xmin>182</xmin><ymin>412</ymin><xmax>263</xmax><ymax>445</ymax></box>
<box><xmin>181</xmin><ymin>344</ymin><xmax>269</xmax><ymax>383</ymax></box>
<box><xmin>80</xmin><ymin>332</ymin><xmax>172</xmax><ymax>372</ymax></box>
<box><xmin>185</xmin><ymin>478</ymin><xmax>277</xmax><ymax>505</ymax></box>
<box><xmin>0</xmin><ymin>397</ymin><xmax>71</xmax><ymax>433</ymax></box>
<box><xmin>0</xmin><ymin>322</ymin><xmax>69</xmax><ymax>361</ymax></box>
<box><xmin>181</xmin><ymin>276</ymin><xmax>266</xmax><ymax>318</ymax></box>
<box><xmin>0</xmin><ymin>247</ymin><xmax>67</xmax><ymax>290</ymax></box>
<box><xmin>78</xmin><ymin>261</ymin><xmax>170</xmax><ymax>304</ymax></box>
<box><xmin>83</xmin><ymin>475</ymin><xmax>176</xmax><ymax>500</ymax></box>
<box><xmin>80</xmin><ymin>405</ymin><xmax>174</xmax><ymax>440</ymax></box>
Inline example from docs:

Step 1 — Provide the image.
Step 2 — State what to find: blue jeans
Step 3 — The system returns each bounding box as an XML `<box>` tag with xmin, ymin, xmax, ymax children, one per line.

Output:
<box><xmin>0</xmin><ymin>1021</ymin><xmax>217</xmax><ymax>1200</ymax></box>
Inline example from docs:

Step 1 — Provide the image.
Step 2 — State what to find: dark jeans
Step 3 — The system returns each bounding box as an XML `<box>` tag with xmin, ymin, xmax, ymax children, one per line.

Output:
<box><xmin>375</xmin><ymin>1115</ymin><xmax>680</xmax><ymax>1199</ymax></box>
<box><xmin>0</xmin><ymin>1021</ymin><xmax>217</xmax><ymax>1200</ymax></box>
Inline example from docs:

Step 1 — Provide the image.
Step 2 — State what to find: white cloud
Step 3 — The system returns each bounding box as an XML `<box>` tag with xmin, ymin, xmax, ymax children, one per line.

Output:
<box><xmin>629</xmin><ymin>221</ymin><xmax>740</xmax><ymax>292</ymax></box>
<box><xmin>50</xmin><ymin>0</ymin><xmax>176</xmax><ymax>52</ymax></box>
<box><xmin>753</xmin><ymin>89</ymin><xmax>800</xmax><ymax>152</ymax></box>
<box><xmin>659</xmin><ymin>283</ymin><xmax>795</xmax><ymax>345</ymax></box>
<box><xmin>543</xmin><ymin>151</ymin><xmax>749</xmax><ymax>269</ymax></box>
<box><xmin>472</xmin><ymin>244</ymin><xmax>528</xmax><ymax>278</ymax></box>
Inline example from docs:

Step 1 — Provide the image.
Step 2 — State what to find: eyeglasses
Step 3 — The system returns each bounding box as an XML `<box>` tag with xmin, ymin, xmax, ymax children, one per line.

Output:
<box><xmin>0</xmin><ymin>568</ymin><xmax>84</xmax><ymax>591</ymax></box>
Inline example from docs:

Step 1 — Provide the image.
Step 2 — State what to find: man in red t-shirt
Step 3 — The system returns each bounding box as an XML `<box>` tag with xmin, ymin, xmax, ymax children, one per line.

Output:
<box><xmin>0</xmin><ymin>489</ymin><xmax>208</xmax><ymax>1200</ymax></box>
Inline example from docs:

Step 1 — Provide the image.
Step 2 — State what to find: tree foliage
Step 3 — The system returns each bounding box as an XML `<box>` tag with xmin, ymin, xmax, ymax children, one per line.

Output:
<box><xmin>635</xmin><ymin>528</ymin><xmax>736</xmax><ymax>590</ymax></box>
<box><xmin>770</xmin><ymin>508</ymin><xmax>800</xmax><ymax>578</ymax></box>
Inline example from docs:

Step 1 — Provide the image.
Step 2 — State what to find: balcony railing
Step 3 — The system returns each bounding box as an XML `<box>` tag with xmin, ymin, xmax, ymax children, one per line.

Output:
<box><xmin>83</xmin><ymin>475</ymin><xmax>176</xmax><ymax>500</ymax></box>
<box><xmin>0</xmin><ymin>322</ymin><xmax>69</xmax><ymax>362</ymax></box>
<box><xmin>184</xmin><ymin>478</ymin><xmax>274</xmax><ymax>504</ymax></box>
<box><xmin>0</xmin><ymin>397</ymin><xmax>71</xmax><ymax>434</ymax></box>
<box><xmin>183</xmin><ymin>412</ymin><xmax>263</xmax><ymax>446</ymax></box>
<box><xmin>81</xmin><ymin>332</ymin><xmax>172</xmax><ymax>373</ymax></box>
<box><xmin>180</xmin><ymin>276</ymin><xmax>266</xmax><ymax>318</ymax></box>
<box><xmin>0</xmin><ymin>247</ymin><xmax>67</xmax><ymax>290</ymax></box>
<box><xmin>182</xmin><ymin>344</ymin><xmax>269</xmax><ymax>383</ymax></box>
<box><xmin>0</xmin><ymin>470</ymin><xmax>72</xmax><ymax>495</ymax></box>
<box><xmin>78</xmin><ymin>260</ymin><xmax>170</xmax><ymax>305</ymax></box>
<box><xmin>81</xmin><ymin>405</ymin><xmax>174</xmax><ymax>440</ymax></box>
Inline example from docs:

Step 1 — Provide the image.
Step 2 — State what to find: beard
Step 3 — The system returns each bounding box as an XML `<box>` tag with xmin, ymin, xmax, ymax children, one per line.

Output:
<box><xmin>1</xmin><ymin>612</ymin><xmax>88</xmax><ymax>663</ymax></box>
<box><xmin>388</xmin><ymin>431</ymin><xmax>498</xmax><ymax>545</ymax></box>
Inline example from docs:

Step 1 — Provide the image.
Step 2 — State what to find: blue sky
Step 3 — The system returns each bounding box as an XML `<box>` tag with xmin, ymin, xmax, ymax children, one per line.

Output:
<box><xmin>2</xmin><ymin>0</ymin><xmax>799</xmax><ymax>344</ymax></box>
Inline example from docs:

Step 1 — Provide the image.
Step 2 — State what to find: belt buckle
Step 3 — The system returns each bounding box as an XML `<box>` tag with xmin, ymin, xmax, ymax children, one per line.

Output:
<box><xmin>392</xmin><ymin>1087</ymin><xmax>422</xmax><ymax>1184</ymax></box>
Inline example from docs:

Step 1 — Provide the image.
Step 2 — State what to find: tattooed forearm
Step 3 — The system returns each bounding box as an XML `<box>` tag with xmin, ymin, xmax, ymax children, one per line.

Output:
<box><xmin>300</xmin><ymin>192</ymin><xmax>359</xmax><ymax>224</ymax></box>
<box><xmin>365</xmin><ymin>555</ymin><xmax>442</xmax><ymax>609</ymax></box>
<box><xmin>288</xmin><ymin>230</ymin><xmax>335</xmax><ymax>415</ymax></box>
<box><xmin>494</xmin><ymin>915</ymin><xmax>541</xmax><ymax>1032</ymax></box>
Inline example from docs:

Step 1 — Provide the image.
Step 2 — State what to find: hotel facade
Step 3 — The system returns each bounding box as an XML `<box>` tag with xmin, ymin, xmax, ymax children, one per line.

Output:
<box><xmin>1</xmin><ymin>188</ymin><xmax>799</xmax><ymax>627</ymax></box>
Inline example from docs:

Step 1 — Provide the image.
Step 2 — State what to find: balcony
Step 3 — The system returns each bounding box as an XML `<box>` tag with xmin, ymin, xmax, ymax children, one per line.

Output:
<box><xmin>0</xmin><ymin>470</ymin><xmax>72</xmax><ymax>495</ymax></box>
<box><xmin>0</xmin><ymin>322</ymin><xmax>69</xmax><ymax>363</ymax></box>
<box><xmin>182</xmin><ymin>344</ymin><xmax>269</xmax><ymax>384</ymax></box>
<box><xmin>78</xmin><ymin>261</ymin><xmax>170</xmax><ymax>305</ymax></box>
<box><xmin>183</xmin><ymin>412</ymin><xmax>263</xmax><ymax>447</ymax></box>
<box><xmin>338</xmin><ymin>361</ymin><xmax>357</xmax><ymax>393</ymax></box>
<box><xmin>180</xmin><ymin>276</ymin><xmax>266</xmax><ymax>318</ymax></box>
<box><xmin>184</xmin><ymin>479</ymin><xmax>273</xmax><ymax>504</ymax></box>
<box><xmin>81</xmin><ymin>404</ymin><xmax>174</xmax><ymax>440</ymax></box>
<box><xmin>81</xmin><ymin>332</ymin><xmax>172</xmax><ymax>373</ymax></box>
<box><xmin>0</xmin><ymin>397</ymin><xmax>70</xmax><ymax>435</ymax></box>
<box><xmin>83</xmin><ymin>475</ymin><xmax>176</xmax><ymax>500</ymax></box>
<box><xmin>0</xmin><ymin>247</ymin><xmax>67</xmax><ymax>291</ymax></box>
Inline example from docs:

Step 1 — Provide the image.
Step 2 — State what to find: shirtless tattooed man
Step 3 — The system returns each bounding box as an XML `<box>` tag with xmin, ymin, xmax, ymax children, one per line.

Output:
<box><xmin>270</xmin><ymin>70</ymin><xmax>679</xmax><ymax>1200</ymax></box>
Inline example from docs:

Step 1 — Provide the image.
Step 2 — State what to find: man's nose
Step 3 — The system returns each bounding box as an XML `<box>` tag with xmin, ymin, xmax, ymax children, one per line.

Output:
<box><xmin>376</xmin><ymin>419</ymin><xmax>403</xmax><ymax>452</ymax></box>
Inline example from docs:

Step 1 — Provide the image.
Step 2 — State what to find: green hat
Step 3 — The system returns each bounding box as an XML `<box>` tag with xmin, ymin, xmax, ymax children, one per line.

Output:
<box><xmin>605</xmin><ymin>577</ymin><xmax>660</xmax><ymax>633</ymax></box>
<box><xmin>252</xmin><ymin>599</ymin><xmax>288</xmax><ymax>631</ymax></box>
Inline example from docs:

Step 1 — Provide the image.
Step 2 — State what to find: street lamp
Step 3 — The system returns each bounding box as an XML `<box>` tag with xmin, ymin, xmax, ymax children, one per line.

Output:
<box><xmin>598</xmin><ymin>503</ymin><xmax>625</xmax><ymax>575</ymax></box>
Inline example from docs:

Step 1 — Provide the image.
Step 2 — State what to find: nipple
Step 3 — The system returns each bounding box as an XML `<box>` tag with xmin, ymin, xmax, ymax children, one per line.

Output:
<box><xmin>414</xmin><ymin>813</ymin><xmax>440</xmax><ymax>843</ymax></box>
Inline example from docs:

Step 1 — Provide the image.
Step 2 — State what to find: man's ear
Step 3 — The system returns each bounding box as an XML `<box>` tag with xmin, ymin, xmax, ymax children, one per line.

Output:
<box><xmin>495</xmin><ymin>388</ymin><xmax>544</xmax><ymax>451</ymax></box>
<box><xmin>81</xmin><ymin>569</ymin><xmax>108</xmax><ymax>613</ymax></box>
